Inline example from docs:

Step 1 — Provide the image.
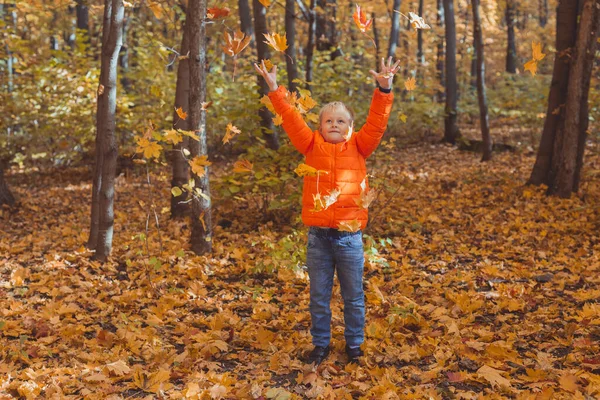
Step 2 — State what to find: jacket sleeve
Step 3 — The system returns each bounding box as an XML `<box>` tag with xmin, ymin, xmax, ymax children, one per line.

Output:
<box><xmin>355</xmin><ymin>88</ymin><xmax>394</xmax><ymax>158</ymax></box>
<box><xmin>268</xmin><ymin>86</ymin><xmax>315</xmax><ymax>155</ymax></box>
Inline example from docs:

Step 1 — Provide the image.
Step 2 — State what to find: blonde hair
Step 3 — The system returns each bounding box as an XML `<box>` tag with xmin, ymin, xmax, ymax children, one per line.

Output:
<box><xmin>318</xmin><ymin>102</ymin><xmax>355</xmax><ymax>126</ymax></box>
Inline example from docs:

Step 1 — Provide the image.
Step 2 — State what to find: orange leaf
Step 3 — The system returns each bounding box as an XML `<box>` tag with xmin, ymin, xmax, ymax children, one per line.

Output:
<box><xmin>353</xmin><ymin>4</ymin><xmax>372</xmax><ymax>33</ymax></box>
<box><xmin>559</xmin><ymin>373</ymin><xmax>579</xmax><ymax>393</ymax></box>
<box><xmin>233</xmin><ymin>159</ymin><xmax>254</xmax><ymax>173</ymax></box>
<box><xmin>524</xmin><ymin>59</ymin><xmax>538</xmax><ymax>76</ymax></box>
<box><xmin>189</xmin><ymin>156</ymin><xmax>212</xmax><ymax>178</ymax></box>
<box><xmin>258</xmin><ymin>0</ymin><xmax>272</xmax><ymax>7</ymax></box>
<box><xmin>222</xmin><ymin>30</ymin><xmax>251</xmax><ymax>57</ymax></box>
<box><xmin>207</xmin><ymin>7</ymin><xmax>230</xmax><ymax>19</ymax></box>
<box><xmin>222</xmin><ymin>123</ymin><xmax>241</xmax><ymax>144</ymax></box>
<box><xmin>294</xmin><ymin>163</ymin><xmax>318</xmax><ymax>177</ymax></box>
<box><xmin>163</xmin><ymin>129</ymin><xmax>183</xmax><ymax>145</ymax></box>
<box><xmin>532</xmin><ymin>41</ymin><xmax>546</xmax><ymax>61</ymax></box>
<box><xmin>404</xmin><ymin>77</ymin><xmax>417</xmax><ymax>91</ymax></box>
<box><xmin>176</xmin><ymin>106</ymin><xmax>188</xmax><ymax>120</ymax></box>
<box><xmin>148</xmin><ymin>2</ymin><xmax>163</xmax><ymax>19</ymax></box>
<box><xmin>201</xmin><ymin>101</ymin><xmax>212</xmax><ymax>110</ymax></box>
<box><xmin>263</xmin><ymin>32</ymin><xmax>289</xmax><ymax>53</ymax></box>
<box><xmin>338</xmin><ymin>219</ymin><xmax>361</xmax><ymax>232</ymax></box>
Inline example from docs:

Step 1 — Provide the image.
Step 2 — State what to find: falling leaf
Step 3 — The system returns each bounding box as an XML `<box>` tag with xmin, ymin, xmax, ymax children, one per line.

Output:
<box><xmin>148</xmin><ymin>2</ymin><xmax>163</xmax><ymax>19</ymax></box>
<box><xmin>404</xmin><ymin>77</ymin><xmax>417</xmax><ymax>91</ymax></box>
<box><xmin>273</xmin><ymin>114</ymin><xmax>283</xmax><ymax>126</ymax></box>
<box><xmin>355</xmin><ymin>178</ymin><xmax>376</xmax><ymax>209</ymax></box>
<box><xmin>296</xmin><ymin>93</ymin><xmax>317</xmax><ymax>114</ymax></box>
<box><xmin>189</xmin><ymin>156</ymin><xmax>212</xmax><ymax>177</ymax></box>
<box><xmin>222</xmin><ymin>30</ymin><xmax>251</xmax><ymax>57</ymax></box>
<box><xmin>532</xmin><ymin>41</ymin><xmax>546</xmax><ymax>61</ymax></box>
<box><xmin>353</xmin><ymin>4</ymin><xmax>372</xmax><ymax>33</ymax></box>
<box><xmin>262</xmin><ymin>59</ymin><xmax>274</xmax><ymax>70</ymax></box>
<box><xmin>222</xmin><ymin>123</ymin><xmax>241</xmax><ymax>144</ymax></box>
<box><xmin>294</xmin><ymin>163</ymin><xmax>318</xmax><ymax>177</ymax></box>
<box><xmin>261</xmin><ymin>95</ymin><xmax>276</xmax><ymax>114</ymax></box>
<box><xmin>136</xmin><ymin>137</ymin><xmax>162</xmax><ymax>159</ymax></box>
<box><xmin>175</xmin><ymin>107</ymin><xmax>188</xmax><ymax>120</ymax></box>
<box><xmin>477</xmin><ymin>365</ymin><xmax>512</xmax><ymax>388</ymax></box>
<box><xmin>263</xmin><ymin>32</ymin><xmax>289</xmax><ymax>53</ymax></box>
<box><xmin>524</xmin><ymin>59</ymin><xmax>538</xmax><ymax>76</ymax></box>
<box><xmin>233</xmin><ymin>159</ymin><xmax>253</xmax><ymax>173</ymax></box>
<box><xmin>201</xmin><ymin>101</ymin><xmax>212</xmax><ymax>110</ymax></box>
<box><xmin>171</xmin><ymin>187</ymin><xmax>183</xmax><ymax>197</ymax></box>
<box><xmin>207</xmin><ymin>7</ymin><xmax>230</xmax><ymax>19</ymax></box>
<box><xmin>398</xmin><ymin>113</ymin><xmax>407</xmax><ymax>123</ymax></box>
<box><xmin>312</xmin><ymin>189</ymin><xmax>340</xmax><ymax>212</ymax></box>
<box><xmin>338</xmin><ymin>219</ymin><xmax>362</xmax><ymax>232</ymax></box>
<box><xmin>163</xmin><ymin>129</ymin><xmax>183</xmax><ymax>145</ymax></box>
<box><xmin>179</xmin><ymin>129</ymin><xmax>200</xmax><ymax>141</ymax></box>
<box><xmin>258</xmin><ymin>0</ymin><xmax>272</xmax><ymax>7</ymax></box>
<box><xmin>408</xmin><ymin>11</ymin><xmax>431</xmax><ymax>30</ymax></box>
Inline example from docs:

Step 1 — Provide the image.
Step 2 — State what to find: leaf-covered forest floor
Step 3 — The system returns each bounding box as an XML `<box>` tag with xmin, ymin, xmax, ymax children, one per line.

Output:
<box><xmin>2</xmin><ymin>127</ymin><xmax>600</xmax><ymax>399</ymax></box>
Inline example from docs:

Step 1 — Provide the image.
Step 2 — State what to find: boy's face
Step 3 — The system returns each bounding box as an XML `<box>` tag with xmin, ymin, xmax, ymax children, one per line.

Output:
<box><xmin>319</xmin><ymin>106</ymin><xmax>353</xmax><ymax>144</ymax></box>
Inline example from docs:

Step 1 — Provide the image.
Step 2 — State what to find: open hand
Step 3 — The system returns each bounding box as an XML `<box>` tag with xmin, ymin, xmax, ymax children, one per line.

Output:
<box><xmin>253</xmin><ymin>60</ymin><xmax>278</xmax><ymax>92</ymax></box>
<box><xmin>369</xmin><ymin>57</ymin><xmax>401</xmax><ymax>90</ymax></box>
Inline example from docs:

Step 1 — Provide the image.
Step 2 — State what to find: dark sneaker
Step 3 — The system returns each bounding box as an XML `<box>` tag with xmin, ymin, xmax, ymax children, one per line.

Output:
<box><xmin>345</xmin><ymin>345</ymin><xmax>364</xmax><ymax>364</ymax></box>
<box><xmin>306</xmin><ymin>345</ymin><xmax>330</xmax><ymax>365</ymax></box>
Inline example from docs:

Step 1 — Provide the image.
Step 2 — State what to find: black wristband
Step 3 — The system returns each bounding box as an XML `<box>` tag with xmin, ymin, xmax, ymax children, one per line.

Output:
<box><xmin>377</xmin><ymin>85</ymin><xmax>392</xmax><ymax>94</ymax></box>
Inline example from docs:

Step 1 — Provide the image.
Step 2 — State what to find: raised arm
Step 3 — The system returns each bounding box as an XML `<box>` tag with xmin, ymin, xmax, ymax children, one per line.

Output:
<box><xmin>356</xmin><ymin>57</ymin><xmax>401</xmax><ymax>158</ymax></box>
<box><xmin>254</xmin><ymin>61</ymin><xmax>315</xmax><ymax>154</ymax></box>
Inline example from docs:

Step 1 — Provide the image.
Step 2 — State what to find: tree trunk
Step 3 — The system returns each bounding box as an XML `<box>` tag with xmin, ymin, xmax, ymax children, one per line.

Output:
<box><xmin>436</xmin><ymin>0</ymin><xmax>445</xmax><ymax>102</ymax></box>
<box><xmin>306</xmin><ymin>0</ymin><xmax>317</xmax><ymax>92</ymax></box>
<box><xmin>472</xmin><ymin>0</ymin><xmax>492</xmax><ymax>161</ymax></box>
<box><xmin>188</xmin><ymin>0</ymin><xmax>213</xmax><ymax>254</ymax></box>
<box><xmin>119</xmin><ymin>11</ymin><xmax>131</xmax><ymax>90</ymax></box>
<box><xmin>443</xmin><ymin>0</ymin><xmax>460</xmax><ymax>144</ymax></box>
<box><xmin>505</xmin><ymin>0</ymin><xmax>517</xmax><ymax>73</ymax></box>
<box><xmin>539</xmin><ymin>0</ymin><xmax>548</xmax><ymax>27</ymax></box>
<box><xmin>253</xmin><ymin>0</ymin><xmax>279</xmax><ymax>149</ymax></box>
<box><xmin>0</xmin><ymin>160</ymin><xmax>16</xmax><ymax>208</ymax></box>
<box><xmin>388</xmin><ymin>0</ymin><xmax>402</xmax><ymax>59</ymax></box>
<box><xmin>77</xmin><ymin>0</ymin><xmax>90</xmax><ymax>32</ymax></box>
<box><xmin>1</xmin><ymin>4</ymin><xmax>15</xmax><ymax>93</ymax></box>
<box><xmin>550</xmin><ymin>0</ymin><xmax>599</xmax><ymax>197</ymax></box>
<box><xmin>372</xmin><ymin>12</ymin><xmax>380</xmax><ymax>70</ymax></box>
<box><xmin>417</xmin><ymin>0</ymin><xmax>424</xmax><ymax>65</ymax></box>
<box><xmin>238</xmin><ymin>0</ymin><xmax>254</xmax><ymax>38</ymax></box>
<box><xmin>88</xmin><ymin>0</ymin><xmax>124</xmax><ymax>262</ymax></box>
<box><xmin>285</xmin><ymin>0</ymin><xmax>299</xmax><ymax>93</ymax></box>
<box><xmin>529</xmin><ymin>0</ymin><xmax>579</xmax><ymax>186</ymax></box>
<box><xmin>171</xmin><ymin>17</ymin><xmax>191</xmax><ymax>219</ymax></box>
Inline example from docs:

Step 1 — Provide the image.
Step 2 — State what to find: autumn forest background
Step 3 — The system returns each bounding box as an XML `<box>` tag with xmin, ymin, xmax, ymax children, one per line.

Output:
<box><xmin>1</xmin><ymin>0</ymin><xmax>600</xmax><ymax>398</ymax></box>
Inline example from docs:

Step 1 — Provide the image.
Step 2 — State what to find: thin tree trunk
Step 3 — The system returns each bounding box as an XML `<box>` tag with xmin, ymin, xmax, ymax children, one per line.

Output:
<box><xmin>238</xmin><ymin>0</ymin><xmax>254</xmax><ymax>38</ymax></box>
<box><xmin>285</xmin><ymin>0</ymin><xmax>299</xmax><ymax>93</ymax></box>
<box><xmin>171</xmin><ymin>17</ymin><xmax>191</xmax><ymax>219</ymax></box>
<box><xmin>306</xmin><ymin>0</ymin><xmax>317</xmax><ymax>92</ymax></box>
<box><xmin>539</xmin><ymin>0</ymin><xmax>548</xmax><ymax>27</ymax></box>
<box><xmin>417</xmin><ymin>0</ymin><xmax>424</xmax><ymax>65</ymax></box>
<box><xmin>551</xmin><ymin>0</ymin><xmax>599</xmax><ymax>197</ymax></box>
<box><xmin>188</xmin><ymin>0</ymin><xmax>212</xmax><ymax>254</ymax></box>
<box><xmin>528</xmin><ymin>0</ymin><xmax>579</xmax><ymax>185</ymax></box>
<box><xmin>505</xmin><ymin>0</ymin><xmax>517</xmax><ymax>73</ymax></box>
<box><xmin>373</xmin><ymin>12</ymin><xmax>380</xmax><ymax>70</ymax></box>
<box><xmin>0</xmin><ymin>160</ymin><xmax>16</xmax><ymax>208</ymax></box>
<box><xmin>77</xmin><ymin>0</ymin><xmax>90</xmax><ymax>32</ymax></box>
<box><xmin>388</xmin><ymin>0</ymin><xmax>402</xmax><ymax>59</ymax></box>
<box><xmin>119</xmin><ymin>11</ymin><xmax>131</xmax><ymax>90</ymax></box>
<box><xmin>472</xmin><ymin>0</ymin><xmax>491</xmax><ymax>161</ymax></box>
<box><xmin>1</xmin><ymin>4</ymin><xmax>15</xmax><ymax>93</ymax></box>
<box><xmin>253</xmin><ymin>0</ymin><xmax>279</xmax><ymax>149</ymax></box>
<box><xmin>436</xmin><ymin>0</ymin><xmax>445</xmax><ymax>102</ymax></box>
<box><xmin>443</xmin><ymin>0</ymin><xmax>460</xmax><ymax>144</ymax></box>
<box><xmin>91</xmin><ymin>0</ymin><xmax>124</xmax><ymax>262</ymax></box>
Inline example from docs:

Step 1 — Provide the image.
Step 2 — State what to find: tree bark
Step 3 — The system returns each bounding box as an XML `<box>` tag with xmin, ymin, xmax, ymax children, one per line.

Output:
<box><xmin>188</xmin><ymin>0</ymin><xmax>213</xmax><ymax>254</ymax></box>
<box><xmin>285</xmin><ymin>0</ymin><xmax>299</xmax><ymax>93</ymax></box>
<box><xmin>443</xmin><ymin>0</ymin><xmax>460</xmax><ymax>144</ymax></box>
<box><xmin>417</xmin><ymin>0</ymin><xmax>424</xmax><ymax>65</ymax></box>
<box><xmin>551</xmin><ymin>0</ymin><xmax>599</xmax><ymax>197</ymax></box>
<box><xmin>253</xmin><ymin>0</ymin><xmax>279</xmax><ymax>149</ymax></box>
<box><xmin>505</xmin><ymin>0</ymin><xmax>517</xmax><ymax>73</ymax></box>
<box><xmin>372</xmin><ymin>12</ymin><xmax>380</xmax><ymax>70</ymax></box>
<box><xmin>0</xmin><ymin>160</ymin><xmax>16</xmax><ymax>208</ymax></box>
<box><xmin>1</xmin><ymin>4</ymin><xmax>15</xmax><ymax>93</ymax></box>
<box><xmin>306</xmin><ymin>0</ymin><xmax>317</xmax><ymax>92</ymax></box>
<box><xmin>238</xmin><ymin>0</ymin><xmax>254</xmax><ymax>38</ymax></box>
<box><xmin>388</xmin><ymin>0</ymin><xmax>402</xmax><ymax>59</ymax></box>
<box><xmin>89</xmin><ymin>0</ymin><xmax>124</xmax><ymax>262</ymax></box>
<box><xmin>119</xmin><ymin>11</ymin><xmax>131</xmax><ymax>90</ymax></box>
<box><xmin>77</xmin><ymin>0</ymin><xmax>90</xmax><ymax>32</ymax></box>
<box><xmin>472</xmin><ymin>0</ymin><xmax>492</xmax><ymax>161</ymax></box>
<box><xmin>529</xmin><ymin>0</ymin><xmax>579</xmax><ymax>186</ymax></box>
<box><xmin>171</xmin><ymin>17</ymin><xmax>191</xmax><ymax>219</ymax></box>
<box><xmin>539</xmin><ymin>0</ymin><xmax>548</xmax><ymax>27</ymax></box>
<box><xmin>436</xmin><ymin>0</ymin><xmax>445</xmax><ymax>102</ymax></box>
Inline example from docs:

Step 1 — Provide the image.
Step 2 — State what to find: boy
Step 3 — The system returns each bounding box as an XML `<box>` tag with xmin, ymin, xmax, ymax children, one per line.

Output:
<box><xmin>254</xmin><ymin>57</ymin><xmax>400</xmax><ymax>364</ymax></box>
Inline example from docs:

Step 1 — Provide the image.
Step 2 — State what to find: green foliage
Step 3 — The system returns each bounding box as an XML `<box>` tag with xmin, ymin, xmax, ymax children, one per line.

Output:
<box><xmin>257</xmin><ymin>229</ymin><xmax>307</xmax><ymax>273</ymax></box>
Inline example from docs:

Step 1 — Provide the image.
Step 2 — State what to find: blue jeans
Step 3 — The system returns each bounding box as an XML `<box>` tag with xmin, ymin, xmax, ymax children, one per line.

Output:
<box><xmin>306</xmin><ymin>227</ymin><xmax>365</xmax><ymax>348</ymax></box>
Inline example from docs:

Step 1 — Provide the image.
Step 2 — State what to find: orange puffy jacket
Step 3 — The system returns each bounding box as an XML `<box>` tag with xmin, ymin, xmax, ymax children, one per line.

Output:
<box><xmin>268</xmin><ymin>86</ymin><xmax>394</xmax><ymax>230</ymax></box>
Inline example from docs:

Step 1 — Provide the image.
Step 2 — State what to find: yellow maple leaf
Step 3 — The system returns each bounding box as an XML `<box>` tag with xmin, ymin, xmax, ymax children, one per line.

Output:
<box><xmin>294</xmin><ymin>163</ymin><xmax>318</xmax><ymax>177</ymax></box>
<box><xmin>104</xmin><ymin>360</ymin><xmax>131</xmax><ymax>377</ymax></box>
<box><xmin>148</xmin><ymin>2</ymin><xmax>162</xmax><ymax>19</ymax></box>
<box><xmin>263</xmin><ymin>32</ymin><xmax>288</xmax><ymax>53</ymax></box>
<box><xmin>163</xmin><ymin>129</ymin><xmax>183</xmax><ymax>145</ymax></box>
<box><xmin>524</xmin><ymin>59</ymin><xmax>538</xmax><ymax>76</ymax></box>
<box><xmin>262</xmin><ymin>59</ymin><xmax>274</xmax><ymax>70</ymax></box>
<box><xmin>338</xmin><ymin>219</ymin><xmax>362</xmax><ymax>232</ymax></box>
<box><xmin>260</xmin><ymin>95</ymin><xmax>276</xmax><ymax>114</ymax></box>
<box><xmin>233</xmin><ymin>159</ymin><xmax>253</xmax><ymax>173</ymax></box>
<box><xmin>258</xmin><ymin>0</ymin><xmax>272</xmax><ymax>7</ymax></box>
<box><xmin>273</xmin><ymin>114</ymin><xmax>283</xmax><ymax>126</ymax></box>
<box><xmin>404</xmin><ymin>77</ymin><xmax>417</xmax><ymax>91</ymax></box>
<box><xmin>136</xmin><ymin>137</ymin><xmax>162</xmax><ymax>159</ymax></box>
<box><xmin>175</xmin><ymin>106</ymin><xmax>187</xmax><ymax>120</ymax></box>
<box><xmin>532</xmin><ymin>41</ymin><xmax>546</xmax><ymax>61</ymax></box>
<box><xmin>222</xmin><ymin>30</ymin><xmax>251</xmax><ymax>57</ymax></box>
<box><xmin>179</xmin><ymin>129</ymin><xmax>200</xmax><ymax>141</ymax></box>
<box><xmin>189</xmin><ymin>156</ymin><xmax>212</xmax><ymax>177</ymax></box>
<box><xmin>398</xmin><ymin>113</ymin><xmax>407</xmax><ymax>123</ymax></box>
<box><xmin>296</xmin><ymin>93</ymin><xmax>317</xmax><ymax>114</ymax></box>
<box><xmin>222</xmin><ymin>123</ymin><xmax>241</xmax><ymax>144</ymax></box>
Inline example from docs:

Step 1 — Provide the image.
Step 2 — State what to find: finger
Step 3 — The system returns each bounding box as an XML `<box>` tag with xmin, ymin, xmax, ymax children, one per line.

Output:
<box><xmin>272</xmin><ymin>65</ymin><xmax>277</xmax><ymax>74</ymax></box>
<box><xmin>392</xmin><ymin>60</ymin><xmax>401</xmax><ymax>71</ymax></box>
<box><xmin>380</xmin><ymin>57</ymin><xmax>385</xmax><ymax>72</ymax></box>
<box><xmin>369</xmin><ymin>70</ymin><xmax>379</xmax><ymax>79</ymax></box>
<box><xmin>387</xmin><ymin>56</ymin><xmax>392</xmax><ymax>68</ymax></box>
<box><xmin>253</xmin><ymin>63</ymin><xmax>263</xmax><ymax>74</ymax></box>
